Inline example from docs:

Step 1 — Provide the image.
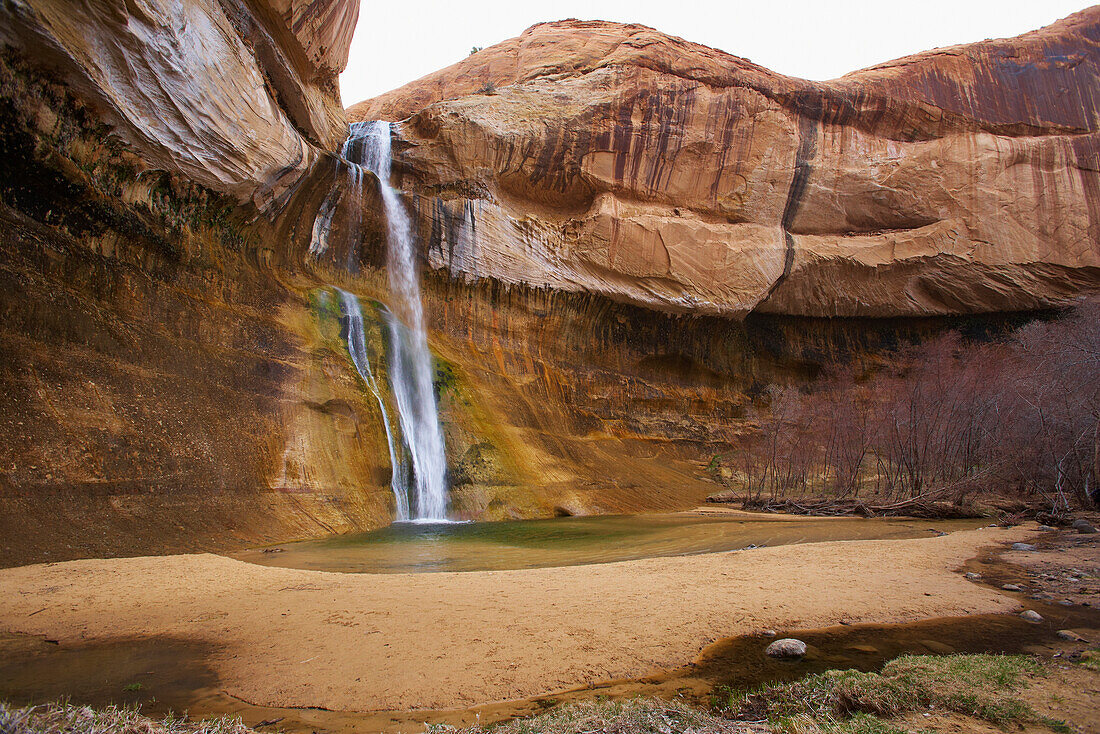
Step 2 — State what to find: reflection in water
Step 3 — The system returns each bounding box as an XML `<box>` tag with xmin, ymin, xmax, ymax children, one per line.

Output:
<box><xmin>231</xmin><ymin>514</ymin><xmax>986</xmax><ymax>574</ymax></box>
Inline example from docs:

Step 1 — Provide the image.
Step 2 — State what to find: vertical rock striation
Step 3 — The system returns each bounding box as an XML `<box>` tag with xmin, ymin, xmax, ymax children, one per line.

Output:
<box><xmin>349</xmin><ymin>8</ymin><xmax>1100</xmax><ymax>317</ymax></box>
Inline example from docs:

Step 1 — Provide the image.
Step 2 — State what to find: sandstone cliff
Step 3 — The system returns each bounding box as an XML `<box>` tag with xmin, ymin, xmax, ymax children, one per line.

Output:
<box><xmin>4</xmin><ymin>6</ymin><xmax>1100</xmax><ymax>566</ymax></box>
<box><xmin>349</xmin><ymin>9</ymin><xmax>1100</xmax><ymax>317</ymax></box>
<box><xmin>0</xmin><ymin>0</ymin><xmax>358</xmax><ymax>206</ymax></box>
<box><xmin>0</xmin><ymin>0</ymin><xmax>380</xmax><ymax>565</ymax></box>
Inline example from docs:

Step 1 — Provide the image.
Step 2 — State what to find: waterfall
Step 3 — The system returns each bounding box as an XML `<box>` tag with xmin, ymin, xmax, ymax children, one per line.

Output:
<box><xmin>337</xmin><ymin>120</ymin><xmax>451</xmax><ymax>522</ymax></box>
<box><xmin>338</xmin><ymin>288</ymin><xmax>410</xmax><ymax>521</ymax></box>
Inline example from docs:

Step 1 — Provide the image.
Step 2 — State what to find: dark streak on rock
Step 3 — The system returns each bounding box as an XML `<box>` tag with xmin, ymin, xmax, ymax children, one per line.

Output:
<box><xmin>761</xmin><ymin>115</ymin><xmax>818</xmax><ymax>305</ymax></box>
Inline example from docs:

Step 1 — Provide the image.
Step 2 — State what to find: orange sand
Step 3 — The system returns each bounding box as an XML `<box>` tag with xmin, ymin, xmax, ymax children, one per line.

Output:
<box><xmin>0</xmin><ymin>526</ymin><xmax>1033</xmax><ymax>712</ymax></box>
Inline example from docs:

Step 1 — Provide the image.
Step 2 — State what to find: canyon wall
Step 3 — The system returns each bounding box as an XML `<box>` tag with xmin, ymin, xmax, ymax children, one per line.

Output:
<box><xmin>0</xmin><ymin>0</ymin><xmax>383</xmax><ymax>565</ymax></box>
<box><xmin>2</xmin><ymin>5</ymin><xmax>1100</xmax><ymax>565</ymax></box>
<box><xmin>0</xmin><ymin>0</ymin><xmax>356</xmax><ymax>206</ymax></box>
<box><xmin>350</xmin><ymin>8</ymin><xmax>1100</xmax><ymax>318</ymax></box>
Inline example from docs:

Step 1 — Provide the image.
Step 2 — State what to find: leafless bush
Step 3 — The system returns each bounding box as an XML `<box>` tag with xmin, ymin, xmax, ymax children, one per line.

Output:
<box><xmin>725</xmin><ymin>300</ymin><xmax>1100</xmax><ymax>513</ymax></box>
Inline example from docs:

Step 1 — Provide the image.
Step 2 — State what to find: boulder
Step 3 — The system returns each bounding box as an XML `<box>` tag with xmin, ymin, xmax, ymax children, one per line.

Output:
<box><xmin>765</xmin><ymin>638</ymin><xmax>807</xmax><ymax>658</ymax></box>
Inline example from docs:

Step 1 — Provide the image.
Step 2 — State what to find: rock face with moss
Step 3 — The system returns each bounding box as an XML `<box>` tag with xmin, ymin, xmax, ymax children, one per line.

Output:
<box><xmin>0</xmin><ymin>0</ymin><xmax>379</xmax><ymax>566</ymax></box>
<box><xmin>350</xmin><ymin>8</ymin><xmax>1100</xmax><ymax>317</ymax></box>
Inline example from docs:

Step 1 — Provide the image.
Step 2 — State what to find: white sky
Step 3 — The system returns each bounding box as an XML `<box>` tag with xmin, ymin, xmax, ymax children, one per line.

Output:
<box><xmin>339</xmin><ymin>0</ymin><xmax>1091</xmax><ymax>108</ymax></box>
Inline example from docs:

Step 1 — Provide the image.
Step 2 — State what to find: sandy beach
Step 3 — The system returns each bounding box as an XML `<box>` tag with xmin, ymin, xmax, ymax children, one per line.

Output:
<box><xmin>0</xmin><ymin>525</ymin><xmax>1034</xmax><ymax>713</ymax></box>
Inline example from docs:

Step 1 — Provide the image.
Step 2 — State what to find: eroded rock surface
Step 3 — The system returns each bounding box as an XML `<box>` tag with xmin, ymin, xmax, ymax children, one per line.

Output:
<box><xmin>0</xmin><ymin>0</ymin><xmax>358</xmax><ymax>206</ymax></box>
<box><xmin>349</xmin><ymin>10</ymin><xmax>1100</xmax><ymax>317</ymax></box>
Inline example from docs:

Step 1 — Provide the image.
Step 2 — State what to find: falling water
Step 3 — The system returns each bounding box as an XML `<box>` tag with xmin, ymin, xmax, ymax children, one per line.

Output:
<box><xmin>337</xmin><ymin>288</ymin><xmax>410</xmax><ymax>521</ymax></box>
<box><xmin>341</xmin><ymin>121</ymin><xmax>451</xmax><ymax>522</ymax></box>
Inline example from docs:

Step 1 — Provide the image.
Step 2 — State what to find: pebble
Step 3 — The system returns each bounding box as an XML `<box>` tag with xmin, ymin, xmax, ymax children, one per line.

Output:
<box><xmin>1070</xmin><ymin>519</ymin><xmax>1097</xmax><ymax>533</ymax></box>
<box><xmin>1020</xmin><ymin>610</ymin><xmax>1044</xmax><ymax>623</ymax></box>
<box><xmin>1002</xmin><ymin>583</ymin><xmax>1024</xmax><ymax>591</ymax></box>
<box><xmin>765</xmin><ymin>638</ymin><xmax>807</xmax><ymax>658</ymax></box>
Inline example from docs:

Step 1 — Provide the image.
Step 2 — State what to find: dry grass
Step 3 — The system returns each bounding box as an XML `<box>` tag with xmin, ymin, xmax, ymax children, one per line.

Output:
<box><xmin>0</xmin><ymin>701</ymin><xmax>255</xmax><ymax>734</ymax></box>
<box><xmin>1078</xmin><ymin>649</ymin><xmax>1100</xmax><ymax>673</ymax></box>
<box><xmin>725</xmin><ymin>654</ymin><xmax>1045</xmax><ymax>734</ymax></box>
<box><xmin>428</xmin><ymin>698</ymin><xmax>761</xmax><ymax>734</ymax></box>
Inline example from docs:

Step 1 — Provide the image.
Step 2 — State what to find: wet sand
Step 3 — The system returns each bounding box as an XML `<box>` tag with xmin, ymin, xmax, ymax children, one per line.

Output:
<box><xmin>0</xmin><ymin>525</ymin><xmax>1035</xmax><ymax>713</ymax></box>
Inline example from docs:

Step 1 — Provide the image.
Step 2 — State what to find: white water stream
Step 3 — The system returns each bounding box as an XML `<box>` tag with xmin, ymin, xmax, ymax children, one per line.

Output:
<box><xmin>320</xmin><ymin>121</ymin><xmax>451</xmax><ymax>522</ymax></box>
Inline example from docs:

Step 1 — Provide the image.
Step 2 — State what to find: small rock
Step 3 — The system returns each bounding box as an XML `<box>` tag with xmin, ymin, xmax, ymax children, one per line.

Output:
<box><xmin>964</xmin><ymin>572</ymin><xmax>982</xmax><ymax>581</ymax></box>
<box><xmin>1058</xmin><ymin>599</ymin><xmax>1075</xmax><ymax>606</ymax></box>
<box><xmin>1037</xmin><ymin>525</ymin><xmax>1057</xmax><ymax>531</ymax></box>
<box><xmin>765</xmin><ymin>638</ymin><xmax>807</xmax><ymax>658</ymax></box>
<box><xmin>1071</xmin><ymin>519</ymin><xmax>1091</xmax><ymax>530</ymax></box>
<box><xmin>761</xmin><ymin>629</ymin><xmax>777</xmax><ymax>637</ymax></box>
<box><xmin>1011</xmin><ymin>542</ymin><xmax>1037</xmax><ymax>551</ymax></box>
<box><xmin>1020</xmin><ymin>610</ymin><xmax>1044</xmax><ymax>623</ymax></box>
<box><xmin>1002</xmin><ymin>583</ymin><xmax>1024</xmax><ymax>591</ymax></box>
<box><xmin>1076</xmin><ymin>523</ymin><xmax>1097</xmax><ymax>534</ymax></box>
<box><xmin>1056</xmin><ymin>630</ymin><xmax>1087</xmax><ymax>642</ymax></box>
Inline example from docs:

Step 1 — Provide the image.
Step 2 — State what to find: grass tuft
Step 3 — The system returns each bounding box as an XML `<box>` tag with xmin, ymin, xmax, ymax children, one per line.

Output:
<box><xmin>726</xmin><ymin>654</ymin><xmax>1043</xmax><ymax>731</ymax></box>
<box><xmin>428</xmin><ymin>697</ymin><xmax>751</xmax><ymax>734</ymax></box>
<box><xmin>0</xmin><ymin>701</ymin><xmax>255</xmax><ymax>734</ymax></box>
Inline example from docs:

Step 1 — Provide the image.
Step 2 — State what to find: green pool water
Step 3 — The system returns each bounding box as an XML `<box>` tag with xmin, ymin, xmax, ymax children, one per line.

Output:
<box><xmin>229</xmin><ymin>512</ymin><xmax>986</xmax><ymax>574</ymax></box>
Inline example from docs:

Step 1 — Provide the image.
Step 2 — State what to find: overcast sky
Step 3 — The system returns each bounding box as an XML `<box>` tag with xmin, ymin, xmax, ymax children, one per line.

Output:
<box><xmin>339</xmin><ymin>0</ymin><xmax>1091</xmax><ymax>108</ymax></box>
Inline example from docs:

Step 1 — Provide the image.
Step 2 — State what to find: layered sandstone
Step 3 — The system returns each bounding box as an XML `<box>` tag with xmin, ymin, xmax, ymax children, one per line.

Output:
<box><xmin>349</xmin><ymin>9</ymin><xmax>1100</xmax><ymax>317</ymax></box>
<box><xmin>0</xmin><ymin>0</ymin><xmax>358</xmax><ymax>206</ymax></box>
<box><xmin>4</xmin><ymin>7</ymin><xmax>1100</xmax><ymax>566</ymax></box>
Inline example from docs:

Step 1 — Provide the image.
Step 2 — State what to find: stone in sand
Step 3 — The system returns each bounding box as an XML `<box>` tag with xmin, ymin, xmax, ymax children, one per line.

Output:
<box><xmin>765</xmin><ymin>638</ymin><xmax>807</xmax><ymax>658</ymax></box>
<box><xmin>1056</xmin><ymin>630</ymin><xmax>1087</xmax><ymax>641</ymax></box>
<box><xmin>964</xmin><ymin>572</ymin><xmax>982</xmax><ymax>581</ymax></box>
<box><xmin>761</xmin><ymin>629</ymin><xmax>777</xmax><ymax>637</ymax></box>
<box><xmin>1002</xmin><ymin>583</ymin><xmax>1024</xmax><ymax>591</ymax></box>
<box><xmin>1020</xmin><ymin>610</ymin><xmax>1043</xmax><ymax>623</ymax></box>
<box><xmin>1075</xmin><ymin>523</ymin><xmax>1097</xmax><ymax>534</ymax></box>
<box><xmin>1011</xmin><ymin>543</ymin><xmax>1037</xmax><ymax>551</ymax></box>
